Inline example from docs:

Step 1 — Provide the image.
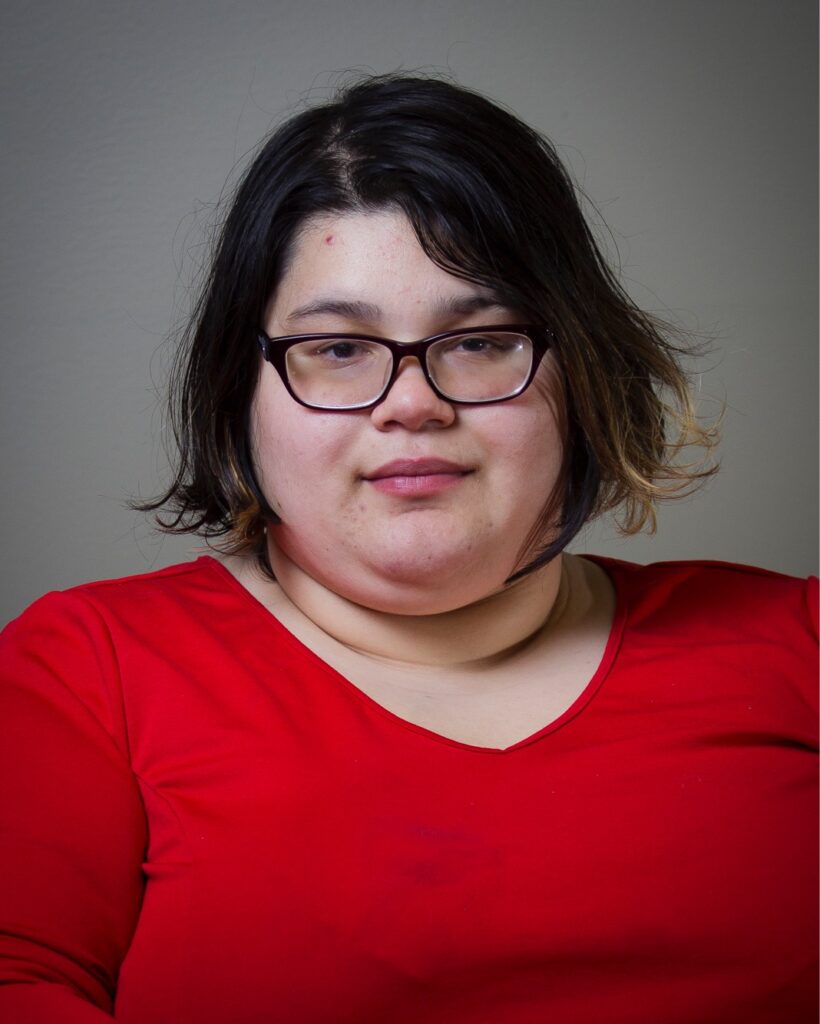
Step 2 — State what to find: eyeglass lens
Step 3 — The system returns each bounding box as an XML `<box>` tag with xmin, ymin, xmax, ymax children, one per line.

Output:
<box><xmin>284</xmin><ymin>331</ymin><xmax>534</xmax><ymax>409</ymax></box>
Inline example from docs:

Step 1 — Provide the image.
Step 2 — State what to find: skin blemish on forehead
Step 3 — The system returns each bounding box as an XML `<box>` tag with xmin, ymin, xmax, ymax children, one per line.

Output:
<box><xmin>324</xmin><ymin>234</ymin><xmax>335</xmax><ymax>245</ymax></box>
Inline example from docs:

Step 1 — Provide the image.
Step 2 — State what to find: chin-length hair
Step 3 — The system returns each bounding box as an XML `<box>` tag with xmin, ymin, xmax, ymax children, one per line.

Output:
<box><xmin>140</xmin><ymin>73</ymin><xmax>717</xmax><ymax>581</ymax></box>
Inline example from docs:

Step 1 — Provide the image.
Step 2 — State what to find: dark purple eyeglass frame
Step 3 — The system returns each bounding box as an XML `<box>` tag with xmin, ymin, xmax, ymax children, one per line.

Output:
<box><xmin>256</xmin><ymin>324</ymin><xmax>552</xmax><ymax>411</ymax></box>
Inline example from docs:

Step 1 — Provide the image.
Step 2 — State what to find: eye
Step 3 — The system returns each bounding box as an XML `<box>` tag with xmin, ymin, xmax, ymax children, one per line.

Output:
<box><xmin>456</xmin><ymin>335</ymin><xmax>501</xmax><ymax>354</ymax></box>
<box><xmin>445</xmin><ymin>333</ymin><xmax>526</xmax><ymax>359</ymax></box>
<box><xmin>316</xmin><ymin>340</ymin><xmax>367</xmax><ymax>360</ymax></box>
<box><xmin>298</xmin><ymin>338</ymin><xmax>380</xmax><ymax>365</ymax></box>
<box><xmin>285</xmin><ymin>338</ymin><xmax>391</xmax><ymax>388</ymax></box>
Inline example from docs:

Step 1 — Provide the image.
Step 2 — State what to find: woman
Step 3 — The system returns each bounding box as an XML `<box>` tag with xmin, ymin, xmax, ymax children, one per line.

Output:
<box><xmin>0</xmin><ymin>75</ymin><xmax>816</xmax><ymax>1023</ymax></box>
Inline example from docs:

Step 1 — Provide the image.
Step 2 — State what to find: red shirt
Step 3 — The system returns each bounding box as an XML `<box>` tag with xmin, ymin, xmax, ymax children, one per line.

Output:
<box><xmin>0</xmin><ymin>556</ymin><xmax>817</xmax><ymax>1022</ymax></box>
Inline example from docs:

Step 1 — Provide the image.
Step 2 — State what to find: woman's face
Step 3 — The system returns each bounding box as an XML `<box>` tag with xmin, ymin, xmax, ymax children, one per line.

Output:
<box><xmin>252</xmin><ymin>209</ymin><xmax>564</xmax><ymax>615</ymax></box>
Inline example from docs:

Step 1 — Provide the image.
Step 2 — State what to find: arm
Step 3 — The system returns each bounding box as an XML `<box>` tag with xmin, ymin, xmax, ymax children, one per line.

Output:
<box><xmin>0</xmin><ymin>592</ymin><xmax>147</xmax><ymax>1019</ymax></box>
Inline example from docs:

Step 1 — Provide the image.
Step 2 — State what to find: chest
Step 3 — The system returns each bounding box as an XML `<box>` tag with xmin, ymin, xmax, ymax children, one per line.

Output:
<box><xmin>114</xmin><ymin>649</ymin><xmax>817</xmax><ymax>1024</ymax></box>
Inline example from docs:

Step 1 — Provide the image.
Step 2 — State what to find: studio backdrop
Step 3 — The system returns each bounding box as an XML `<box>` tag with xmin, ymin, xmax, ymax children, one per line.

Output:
<box><xmin>1</xmin><ymin>0</ymin><xmax>816</xmax><ymax>624</ymax></box>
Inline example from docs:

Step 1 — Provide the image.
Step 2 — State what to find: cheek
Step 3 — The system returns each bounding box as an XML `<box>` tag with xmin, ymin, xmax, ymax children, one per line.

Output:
<box><xmin>483</xmin><ymin>398</ymin><xmax>563</xmax><ymax>481</ymax></box>
<box><xmin>480</xmin><ymin>401</ymin><xmax>566</xmax><ymax>540</ymax></box>
<box><xmin>523</xmin><ymin>373</ymin><xmax>566</xmax><ymax>482</ymax></box>
<box><xmin>250</xmin><ymin>385</ymin><xmax>302</xmax><ymax>512</ymax></box>
<box><xmin>250</xmin><ymin>383</ymin><xmax>354</xmax><ymax>513</ymax></box>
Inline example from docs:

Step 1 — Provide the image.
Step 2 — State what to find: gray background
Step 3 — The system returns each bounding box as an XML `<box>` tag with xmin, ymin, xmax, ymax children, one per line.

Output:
<box><xmin>2</xmin><ymin>0</ymin><xmax>817</xmax><ymax>626</ymax></box>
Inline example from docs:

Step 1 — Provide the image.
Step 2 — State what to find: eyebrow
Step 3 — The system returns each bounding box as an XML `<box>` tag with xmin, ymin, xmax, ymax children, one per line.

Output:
<box><xmin>282</xmin><ymin>293</ymin><xmax>511</xmax><ymax>327</ymax></box>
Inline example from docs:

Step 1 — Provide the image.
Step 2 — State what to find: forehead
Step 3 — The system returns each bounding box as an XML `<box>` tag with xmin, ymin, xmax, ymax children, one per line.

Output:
<box><xmin>268</xmin><ymin>210</ymin><xmax>506</xmax><ymax>331</ymax></box>
<box><xmin>293</xmin><ymin>209</ymin><xmax>413</xmax><ymax>256</ymax></box>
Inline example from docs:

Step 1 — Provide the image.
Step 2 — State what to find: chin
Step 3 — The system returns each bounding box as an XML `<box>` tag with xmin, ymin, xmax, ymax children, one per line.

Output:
<box><xmin>345</xmin><ymin>554</ymin><xmax>511</xmax><ymax>616</ymax></box>
<box><xmin>274</xmin><ymin>531</ymin><xmax>517</xmax><ymax>615</ymax></box>
<box><xmin>352</xmin><ymin>585</ymin><xmax>491</xmax><ymax>617</ymax></box>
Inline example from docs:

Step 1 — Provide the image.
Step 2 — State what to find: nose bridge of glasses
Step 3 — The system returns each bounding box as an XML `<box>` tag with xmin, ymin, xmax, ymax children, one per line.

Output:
<box><xmin>373</xmin><ymin>351</ymin><xmax>456</xmax><ymax>422</ymax></box>
<box><xmin>382</xmin><ymin>337</ymin><xmax>436</xmax><ymax>384</ymax></box>
<box><xmin>387</xmin><ymin>336</ymin><xmax>434</xmax><ymax>361</ymax></box>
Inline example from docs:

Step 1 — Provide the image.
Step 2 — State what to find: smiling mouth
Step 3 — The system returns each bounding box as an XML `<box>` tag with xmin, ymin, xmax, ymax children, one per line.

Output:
<box><xmin>363</xmin><ymin>458</ymin><xmax>472</xmax><ymax>497</ymax></box>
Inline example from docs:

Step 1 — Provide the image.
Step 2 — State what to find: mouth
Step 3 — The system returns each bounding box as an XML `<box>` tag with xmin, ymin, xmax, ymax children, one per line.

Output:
<box><xmin>363</xmin><ymin>458</ymin><xmax>473</xmax><ymax>497</ymax></box>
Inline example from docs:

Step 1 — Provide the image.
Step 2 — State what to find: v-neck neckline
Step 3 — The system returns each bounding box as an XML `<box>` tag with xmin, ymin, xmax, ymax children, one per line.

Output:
<box><xmin>200</xmin><ymin>554</ymin><xmax>628</xmax><ymax>755</ymax></box>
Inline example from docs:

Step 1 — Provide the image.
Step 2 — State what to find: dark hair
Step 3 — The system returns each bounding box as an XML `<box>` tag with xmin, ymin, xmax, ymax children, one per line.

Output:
<box><xmin>143</xmin><ymin>73</ymin><xmax>716</xmax><ymax>580</ymax></box>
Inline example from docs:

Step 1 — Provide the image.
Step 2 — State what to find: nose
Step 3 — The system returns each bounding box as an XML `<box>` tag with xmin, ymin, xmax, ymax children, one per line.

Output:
<box><xmin>369</xmin><ymin>356</ymin><xmax>456</xmax><ymax>431</ymax></box>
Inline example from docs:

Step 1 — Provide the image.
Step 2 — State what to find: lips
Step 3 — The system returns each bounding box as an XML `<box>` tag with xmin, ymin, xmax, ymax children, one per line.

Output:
<box><xmin>364</xmin><ymin>458</ymin><xmax>470</xmax><ymax>480</ymax></box>
<box><xmin>363</xmin><ymin>458</ymin><xmax>472</xmax><ymax>497</ymax></box>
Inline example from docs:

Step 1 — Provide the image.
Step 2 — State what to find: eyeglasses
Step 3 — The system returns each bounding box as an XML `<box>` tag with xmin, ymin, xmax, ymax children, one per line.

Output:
<box><xmin>256</xmin><ymin>324</ymin><xmax>551</xmax><ymax>411</ymax></box>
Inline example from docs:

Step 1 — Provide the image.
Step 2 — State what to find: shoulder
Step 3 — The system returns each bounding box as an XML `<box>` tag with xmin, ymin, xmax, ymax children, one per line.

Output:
<box><xmin>2</xmin><ymin>557</ymin><xmax>230</xmax><ymax>641</ymax></box>
<box><xmin>50</xmin><ymin>554</ymin><xmax>227</xmax><ymax>611</ymax></box>
<box><xmin>591</xmin><ymin>556</ymin><xmax>817</xmax><ymax>642</ymax></box>
<box><xmin>588</xmin><ymin>557</ymin><xmax>817</xmax><ymax>730</ymax></box>
<box><xmin>0</xmin><ymin>557</ymin><xmax>243</xmax><ymax>745</ymax></box>
<box><xmin>1</xmin><ymin>558</ymin><xmax>232</xmax><ymax>707</ymax></box>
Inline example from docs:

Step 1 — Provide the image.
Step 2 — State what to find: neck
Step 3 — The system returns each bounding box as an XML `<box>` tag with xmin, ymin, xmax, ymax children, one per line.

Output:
<box><xmin>243</xmin><ymin>543</ymin><xmax>567</xmax><ymax>669</ymax></box>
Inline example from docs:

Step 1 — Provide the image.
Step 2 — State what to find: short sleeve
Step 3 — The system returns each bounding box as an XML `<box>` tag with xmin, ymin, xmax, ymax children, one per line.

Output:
<box><xmin>0</xmin><ymin>592</ymin><xmax>147</xmax><ymax>1019</ymax></box>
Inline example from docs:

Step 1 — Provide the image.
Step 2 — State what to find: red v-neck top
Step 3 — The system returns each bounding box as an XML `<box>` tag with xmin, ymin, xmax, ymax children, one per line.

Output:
<box><xmin>0</xmin><ymin>556</ymin><xmax>817</xmax><ymax>1022</ymax></box>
